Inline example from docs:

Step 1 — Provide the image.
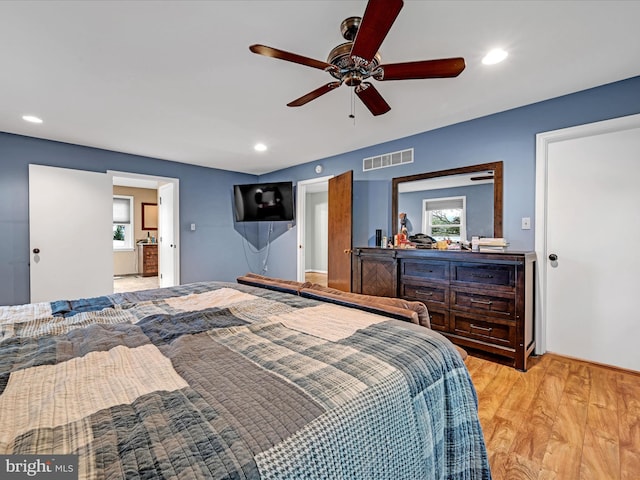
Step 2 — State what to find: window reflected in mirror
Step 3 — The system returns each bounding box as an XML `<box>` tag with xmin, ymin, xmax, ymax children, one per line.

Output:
<box><xmin>424</xmin><ymin>196</ymin><xmax>466</xmax><ymax>242</ymax></box>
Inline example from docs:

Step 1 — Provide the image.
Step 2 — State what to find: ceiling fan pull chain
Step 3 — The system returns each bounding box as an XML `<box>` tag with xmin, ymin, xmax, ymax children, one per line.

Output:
<box><xmin>349</xmin><ymin>87</ymin><xmax>356</xmax><ymax>124</ymax></box>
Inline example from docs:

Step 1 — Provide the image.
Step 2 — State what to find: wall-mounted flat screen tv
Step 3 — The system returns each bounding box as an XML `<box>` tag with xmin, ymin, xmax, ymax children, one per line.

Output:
<box><xmin>233</xmin><ymin>181</ymin><xmax>295</xmax><ymax>222</ymax></box>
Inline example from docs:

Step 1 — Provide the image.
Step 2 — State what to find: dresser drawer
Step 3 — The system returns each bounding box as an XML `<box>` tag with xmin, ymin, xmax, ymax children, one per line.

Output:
<box><xmin>451</xmin><ymin>262</ymin><xmax>515</xmax><ymax>288</ymax></box>
<box><xmin>427</xmin><ymin>308</ymin><xmax>449</xmax><ymax>333</ymax></box>
<box><xmin>401</xmin><ymin>282</ymin><xmax>449</xmax><ymax>306</ymax></box>
<box><xmin>451</xmin><ymin>312</ymin><xmax>515</xmax><ymax>348</ymax></box>
<box><xmin>401</xmin><ymin>260</ymin><xmax>449</xmax><ymax>282</ymax></box>
<box><xmin>451</xmin><ymin>288</ymin><xmax>515</xmax><ymax>318</ymax></box>
<box><xmin>143</xmin><ymin>258</ymin><xmax>157</xmax><ymax>269</ymax></box>
<box><xmin>139</xmin><ymin>244</ymin><xmax>158</xmax><ymax>276</ymax></box>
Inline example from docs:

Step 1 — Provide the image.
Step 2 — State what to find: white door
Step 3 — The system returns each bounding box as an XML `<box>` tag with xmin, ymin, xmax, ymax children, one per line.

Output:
<box><xmin>158</xmin><ymin>181</ymin><xmax>179</xmax><ymax>287</ymax></box>
<box><xmin>29</xmin><ymin>164</ymin><xmax>113</xmax><ymax>302</ymax></box>
<box><xmin>536</xmin><ymin>115</ymin><xmax>640</xmax><ymax>371</ymax></box>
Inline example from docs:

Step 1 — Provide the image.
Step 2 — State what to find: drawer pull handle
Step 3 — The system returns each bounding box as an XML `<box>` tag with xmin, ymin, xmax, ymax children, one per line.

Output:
<box><xmin>470</xmin><ymin>299</ymin><xmax>493</xmax><ymax>306</ymax></box>
<box><xmin>471</xmin><ymin>273</ymin><xmax>494</xmax><ymax>279</ymax></box>
<box><xmin>417</xmin><ymin>291</ymin><xmax>434</xmax><ymax>298</ymax></box>
<box><xmin>471</xmin><ymin>324</ymin><xmax>493</xmax><ymax>333</ymax></box>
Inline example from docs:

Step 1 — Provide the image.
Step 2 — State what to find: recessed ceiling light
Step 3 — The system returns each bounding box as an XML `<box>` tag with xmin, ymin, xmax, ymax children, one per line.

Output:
<box><xmin>254</xmin><ymin>143</ymin><xmax>267</xmax><ymax>152</ymax></box>
<box><xmin>22</xmin><ymin>115</ymin><xmax>43</xmax><ymax>124</ymax></box>
<box><xmin>482</xmin><ymin>48</ymin><xmax>508</xmax><ymax>65</ymax></box>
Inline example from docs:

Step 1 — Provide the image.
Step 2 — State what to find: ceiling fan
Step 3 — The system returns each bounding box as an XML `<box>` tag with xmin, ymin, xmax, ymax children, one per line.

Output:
<box><xmin>249</xmin><ymin>0</ymin><xmax>465</xmax><ymax>116</ymax></box>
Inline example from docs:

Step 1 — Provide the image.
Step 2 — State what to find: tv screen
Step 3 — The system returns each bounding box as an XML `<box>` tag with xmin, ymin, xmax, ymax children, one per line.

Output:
<box><xmin>233</xmin><ymin>181</ymin><xmax>295</xmax><ymax>222</ymax></box>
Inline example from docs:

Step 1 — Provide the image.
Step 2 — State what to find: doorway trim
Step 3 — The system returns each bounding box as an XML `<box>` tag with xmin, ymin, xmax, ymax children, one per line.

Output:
<box><xmin>296</xmin><ymin>175</ymin><xmax>333</xmax><ymax>282</ymax></box>
<box><xmin>108</xmin><ymin>170</ymin><xmax>180</xmax><ymax>286</ymax></box>
<box><xmin>534</xmin><ymin>113</ymin><xmax>640</xmax><ymax>355</ymax></box>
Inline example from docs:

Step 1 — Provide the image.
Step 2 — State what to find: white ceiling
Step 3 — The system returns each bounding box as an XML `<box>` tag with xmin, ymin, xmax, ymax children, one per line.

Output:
<box><xmin>398</xmin><ymin>171</ymin><xmax>494</xmax><ymax>192</ymax></box>
<box><xmin>1</xmin><ymin>1</ymin><xmax>639</xmax><ymax>175</ymax></box>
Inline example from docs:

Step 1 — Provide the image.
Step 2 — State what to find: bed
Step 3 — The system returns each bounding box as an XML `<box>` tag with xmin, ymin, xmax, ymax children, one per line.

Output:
<box><xmin>0</xmin><ymin>279</ymin><xmax>491</xmax><ymax>479</ymax></box>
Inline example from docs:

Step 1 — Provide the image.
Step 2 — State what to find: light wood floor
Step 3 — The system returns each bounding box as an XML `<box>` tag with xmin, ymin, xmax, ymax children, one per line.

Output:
<box><xmin>305</xmin><ymin>271</ymin><xmax>327</xmax><ymax>286</ymax></box>
<box><xmin>113</xmin><ymin>275</ymin><xmax>159</xmax><ymax>293</ymax></box>
<box><xmin>466</xmin><ymin>353</ymin><xmax>640</xmax><ymax>480</ymax></box>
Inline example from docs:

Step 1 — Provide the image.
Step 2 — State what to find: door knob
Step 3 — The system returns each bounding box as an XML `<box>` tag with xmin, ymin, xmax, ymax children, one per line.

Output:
<box><xmin>548</xmin><ymin>253</ymin><xmax>558</xmax><ymax>261</ymax></box>
<box><xmin>33</xmin><ymin>248</ymin><xmax>40</xmax><ymax>254</ymax></box>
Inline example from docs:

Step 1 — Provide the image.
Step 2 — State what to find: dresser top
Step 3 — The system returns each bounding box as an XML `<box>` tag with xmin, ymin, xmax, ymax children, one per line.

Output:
<box><xmin>354</xmin><ymin>247</ymin><xmax>536</xmax><ymax>263</ymax></box>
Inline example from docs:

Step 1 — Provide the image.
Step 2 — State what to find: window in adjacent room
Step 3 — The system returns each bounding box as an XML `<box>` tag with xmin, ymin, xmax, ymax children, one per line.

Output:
<box><xmin>422</xmin><ymin>196</ymin><xmax>467</xmax><ymax>242</ymax></box>
<box><xmin>113</xmin><ymin>195</ymin><xmax>134</xmax><ymax>250</ymax></box>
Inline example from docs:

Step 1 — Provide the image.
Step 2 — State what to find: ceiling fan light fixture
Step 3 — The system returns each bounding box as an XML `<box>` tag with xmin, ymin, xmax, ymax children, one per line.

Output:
<box><xmin>482</xmin><ymin>48</ymin><xmax>508</xmax><ymax>65</ymax></box>
<box><xmin>345</xmin><ymin>72</ymin><xmax>363</xmax><ymax>87</ymax></box>
<box><xmin>340</xmin><ymin>16</ymin><xmax>361</xmax><ymax>41</ymax></box>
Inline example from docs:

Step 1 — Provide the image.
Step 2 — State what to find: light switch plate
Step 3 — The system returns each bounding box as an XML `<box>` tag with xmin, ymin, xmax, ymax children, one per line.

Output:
<box><xmin>190</xmin><ymin>223</ymin><xmax>196</xmax><ymax>231</ymax></box>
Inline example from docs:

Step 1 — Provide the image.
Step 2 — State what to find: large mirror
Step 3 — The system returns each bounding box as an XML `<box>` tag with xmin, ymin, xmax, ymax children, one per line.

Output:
<box><xmin>391</xmin><ymin>161</ymin><xmax>503</xmax><ymax>240</ymax></box>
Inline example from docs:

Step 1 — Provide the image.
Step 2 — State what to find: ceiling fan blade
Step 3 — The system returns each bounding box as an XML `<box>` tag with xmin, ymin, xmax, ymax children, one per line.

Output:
<box><xmin>287</xmin><ymin>82</ymin><xmax>342</xmax><ymax>107</ymax></box>
<box><xmin>350</xmin><ymin>0</ymin><xmax>403</xmax><ymax>65</ymax></box>
<box><xmin>376</xmin><ymin>58</ymin><xmax>466</xmax><ymax>81</ymax></box>
<box><xmin>355</xmin><ymin>82</ymin><xmax>391</xmax><ymax>116</ymax></box>
<box><xmin>249</xmin><ymin>44</ymin><xmax>333</xmax><ymax>71</ymax></box>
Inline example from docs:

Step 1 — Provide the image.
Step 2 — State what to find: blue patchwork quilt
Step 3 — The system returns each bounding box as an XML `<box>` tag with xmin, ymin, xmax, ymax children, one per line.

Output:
<box><xmin>0</xmin><ymin>281</ymin><xmax>491</xmax><ymax>479</ymax></box>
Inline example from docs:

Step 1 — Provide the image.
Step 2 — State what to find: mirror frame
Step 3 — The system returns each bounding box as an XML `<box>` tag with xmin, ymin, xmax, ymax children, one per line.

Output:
<box><xmin>141</xmin><ymin>202</ymin><xmax>158</xmax><ymax>230</ymax></box>
<box><xmin>391</xmin><ymin>161</ymin><xmax>503</xmax><ymax>238</ymax></box>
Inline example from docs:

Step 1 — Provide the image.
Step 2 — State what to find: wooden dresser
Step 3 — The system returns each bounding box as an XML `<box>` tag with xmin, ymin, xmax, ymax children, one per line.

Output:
<box><xmin>138</xmin><ymin>243</ymin><xmax>158</xmax><ymax>277</ymax></box>
<box><xmin>353</xmin><ymin>247</ymin><xmax>536</xmax><ymax>370</ymax></box>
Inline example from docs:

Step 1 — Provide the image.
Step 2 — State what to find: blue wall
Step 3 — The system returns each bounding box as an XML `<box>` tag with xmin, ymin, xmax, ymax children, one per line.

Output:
<box><xmin>259</xmin><ymin>76</ymin><xmax>640</xmax><ymax>280</ymax></box>
<box><xmin>0</xmin><ymin>133</ymin><xmax>258</xmax><ymax>305</ymax></box>
<box><xmin>398</xmin><ymin>183</ymin><xmax>494</xmax><ymax>239</ymax></box>
<box><xmin>3</xmin><ymin>76</ymin><xmax>639</xmax><ymax>303</ymax></box>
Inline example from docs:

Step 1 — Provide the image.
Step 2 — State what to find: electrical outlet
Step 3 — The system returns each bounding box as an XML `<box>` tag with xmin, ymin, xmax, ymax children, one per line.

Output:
<box><xmin>521</xmin><ymin>217</ymin><xmax>531</xmax><ymax>230</ymax></box>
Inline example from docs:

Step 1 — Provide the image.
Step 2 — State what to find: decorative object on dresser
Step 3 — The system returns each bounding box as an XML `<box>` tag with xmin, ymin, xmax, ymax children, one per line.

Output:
<box><xmin>353</xmin><ymin>247</ymin><xmax>536</xmax><ymax>370</ymax></box>
<box><xmin>477</xmin><ymin>237</ymin><xmax>508</xmax><ymax>252</ymax></box>
<box><xmin>138</xmin><ymin>243</ymin><xmax>158</xmax><ymax>277</ymax></box>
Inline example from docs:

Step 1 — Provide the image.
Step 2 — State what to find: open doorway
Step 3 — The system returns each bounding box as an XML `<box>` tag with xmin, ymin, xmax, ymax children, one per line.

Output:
<box><xmin>110</xmin><ymin>171</ymin><xmax>180</xmax><ymax>292</ymax></box>
<box><xmin>296</xmin><ymin>176</ymin><xmax>331</xmax><ymax>286</ymax></box>
<box><xmin>27</xmin><ymin>166</ymin><xmax>180</xmax><ymax>302</ymax></box>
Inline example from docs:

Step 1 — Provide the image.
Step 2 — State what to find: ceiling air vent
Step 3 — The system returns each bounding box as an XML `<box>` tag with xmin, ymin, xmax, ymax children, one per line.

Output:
<box><xmin>363</xmin><ymin>148</ymin><xmax>413</xmax><ymax>172</ymax></box>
